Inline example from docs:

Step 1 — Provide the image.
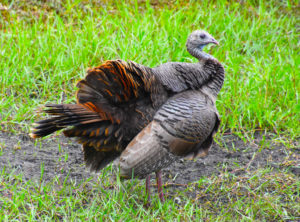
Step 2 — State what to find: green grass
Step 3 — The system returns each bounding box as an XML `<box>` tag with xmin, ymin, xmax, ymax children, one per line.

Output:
<box><xmin>0</xmin><ymin>0</ymin><xmax>299</xmax><ymax>139</ymax></box>
<box><xmin>1</xmin><ymin>165</ymin><xmax>299</xmax><ymax>221</ymax></box>
<box><xmin>0</xmin><ymin>0</ymin><xmax>299</xmax><ymax>221</ymax></box>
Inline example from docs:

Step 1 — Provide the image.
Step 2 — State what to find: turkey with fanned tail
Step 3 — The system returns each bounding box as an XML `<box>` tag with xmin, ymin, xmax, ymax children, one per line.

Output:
<box><xmin>30</xmin><ymin>30</ymin><xmax>225</xmax><ymax>203</ymax></box>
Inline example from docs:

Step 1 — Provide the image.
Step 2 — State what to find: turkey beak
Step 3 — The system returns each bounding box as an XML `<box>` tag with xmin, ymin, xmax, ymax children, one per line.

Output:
<box><xmin>210</xmin><ymin>38</ymin><xmax>219</xmax><ymax>46</ymax></box>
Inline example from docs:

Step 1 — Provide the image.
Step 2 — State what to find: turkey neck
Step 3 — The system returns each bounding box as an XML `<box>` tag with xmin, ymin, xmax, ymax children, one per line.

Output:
<box><xmin>152</xmin><ymin>44</ymin><xmax>224</xmax><ymax>98</ymax></box>
<box><xmin>187</xmin><ymin>45</ymin><xmax>225</xmax><ymax>98</ymax></box>
<box><xmin>187</xmin><ymin>45</ymin><xmax>214</xmax><ymax>61</ymax></box>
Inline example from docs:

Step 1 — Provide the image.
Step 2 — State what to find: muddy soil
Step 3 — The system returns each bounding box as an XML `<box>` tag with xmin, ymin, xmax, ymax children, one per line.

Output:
<box><xmin>0</xmin><ymin>131</ymin><xmax>299</xmax><ymax>187</ymax></box>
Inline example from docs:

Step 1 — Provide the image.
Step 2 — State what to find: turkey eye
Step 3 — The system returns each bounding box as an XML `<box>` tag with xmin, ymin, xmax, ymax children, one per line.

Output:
<box><xmin>200</xmin><ymin>34</ymin><xmax>205</xmax><ymax>39</ymax></box>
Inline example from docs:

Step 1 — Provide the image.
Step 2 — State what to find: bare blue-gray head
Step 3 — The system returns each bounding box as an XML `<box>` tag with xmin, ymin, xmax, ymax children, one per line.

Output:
<box><xmin>186</xmin><ymin>30</ymin><xmax>219</xmax><ymax>60</ymax></box>
<box><xmin>186</xmin><ymin>30</ymin><xmax>219</xmax><ymax>51</ymax></box>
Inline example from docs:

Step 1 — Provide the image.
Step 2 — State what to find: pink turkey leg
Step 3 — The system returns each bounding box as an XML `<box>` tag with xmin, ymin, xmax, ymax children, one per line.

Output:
<box><xmin>156</xmin><ymin>171</ymin><xmax>165</xmax><ymax>202</ymax></box>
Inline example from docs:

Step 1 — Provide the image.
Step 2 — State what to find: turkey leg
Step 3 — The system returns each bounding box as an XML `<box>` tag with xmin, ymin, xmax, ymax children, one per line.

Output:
<box><xmin>145</xmin><ymin>175</ymin><xmax>151</xmax><ymax>204</ymax></box>
<box><xmin>155</xmin><ymin>171</ymin><xmax>165</xmax><ymax>202</ymax></box>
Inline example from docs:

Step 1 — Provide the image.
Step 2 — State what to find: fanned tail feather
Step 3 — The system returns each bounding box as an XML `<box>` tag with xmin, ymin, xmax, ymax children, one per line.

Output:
<box><xmin>30</xmin><ymin>60</ymin><xmax>164</xmax><ymax>171</ymax></box>
<box><xmin>30</xmin><ymin>104</ymin><xmax>102</xmax><ymax>138</ymax></box>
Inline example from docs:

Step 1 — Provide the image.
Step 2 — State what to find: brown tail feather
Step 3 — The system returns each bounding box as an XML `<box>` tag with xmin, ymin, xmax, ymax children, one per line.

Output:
<box><xmin>75</xmin><ymin>60</ymin><xmax>161</xmax><ymax>123</ymax></box>
<box><xmin>30</xmin><ymin>104</ymin><xmax>102</xmax><ymax>138</ymax></box>
<box><xmin>63</xmin><ymin>121</ymin><xmax>119</xmax><ymax>150</ymax></box>
<box><xmin>30</xmin><ymin>59</ymin><xmax>166</xmax><ymax>171</ymax></box>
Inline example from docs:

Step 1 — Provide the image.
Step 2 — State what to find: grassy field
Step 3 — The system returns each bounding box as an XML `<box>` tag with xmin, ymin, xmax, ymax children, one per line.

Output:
<box><xmin>0</xmin><ymin>0</ymin><xmax>299</xmax><ymax>221</ymax></box>
<box><xmin>1</xmin><ymin>165</ymin><xmax>299</xmax><ymax>221</ymax></box>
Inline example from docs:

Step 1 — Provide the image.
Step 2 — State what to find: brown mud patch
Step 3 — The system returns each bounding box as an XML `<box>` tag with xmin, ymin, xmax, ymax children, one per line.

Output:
<box><xmin>0</xmin><ymin>131</ymin><xmax>299</xmax><ymax>190</ymax></box>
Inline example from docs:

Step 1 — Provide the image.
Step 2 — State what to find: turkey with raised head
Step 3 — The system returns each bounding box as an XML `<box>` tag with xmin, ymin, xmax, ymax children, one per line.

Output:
<box><xmin>30</xmin><ymin>30</ymin><xmax>225</xmax><ymax>203</ymax></box>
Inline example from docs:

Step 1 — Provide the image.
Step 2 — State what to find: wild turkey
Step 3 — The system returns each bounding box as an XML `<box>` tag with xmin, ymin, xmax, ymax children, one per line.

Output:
<box><xmin>30</xmin><ymin>30</ymin><xmax>225</xmax><ymax>203</ymax></box>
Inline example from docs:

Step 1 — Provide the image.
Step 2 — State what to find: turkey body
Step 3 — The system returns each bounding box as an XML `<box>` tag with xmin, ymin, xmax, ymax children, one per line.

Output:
<box><xmin>119</xmin><ymin>90</ymin><xmax>219</xmax><ymax>178</ymax></box>
<box><xmin>30</xmin><ymin>30</ymin><xmax>225</xmax><ymax>202</ymax></box>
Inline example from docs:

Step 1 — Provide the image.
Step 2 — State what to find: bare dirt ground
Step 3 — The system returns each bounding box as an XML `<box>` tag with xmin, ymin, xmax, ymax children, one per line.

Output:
<box><xmin>0</xmin><ymin>131</ymin><xmax>299</xmax><ymax>189</ymax></box>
